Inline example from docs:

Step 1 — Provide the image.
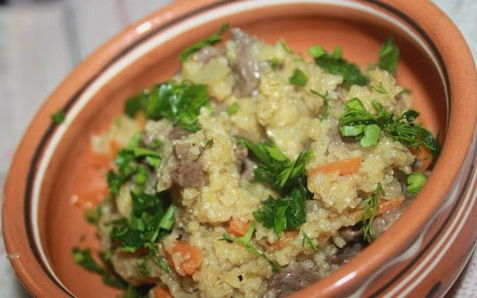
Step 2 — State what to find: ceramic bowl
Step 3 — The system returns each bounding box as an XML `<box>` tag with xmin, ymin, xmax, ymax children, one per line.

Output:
<box><xmin>3</xmin><ymin>0</ymin><xmax>477</xmax><ymax>297</ymax></box>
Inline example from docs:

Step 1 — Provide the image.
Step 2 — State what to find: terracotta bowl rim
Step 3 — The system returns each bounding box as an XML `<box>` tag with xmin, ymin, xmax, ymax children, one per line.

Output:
<box><xmin>2</xmin><ymin>0</ymin><xmax>477</xmax><ymax>296</ymax></box>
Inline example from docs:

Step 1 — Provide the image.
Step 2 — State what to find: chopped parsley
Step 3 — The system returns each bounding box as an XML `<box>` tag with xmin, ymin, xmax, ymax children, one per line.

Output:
<box><xmin>268</xmin><ymin>58</ymin><xmax>281</xmax><ymax>70</ymax></box>
<box><xmin>378</xmin><ymin>37</ymin><xmax>400</xmax><ymax>74</ymax></box>
<box><xmin>309</xmin><ymin>44</ymin><xmax>369</xmax><ymax>87</ymax></box>
<box><xmin>154</xmin><ymin>256</ymin><xmax>171</xmax><ymax>274</ymax></box>
<box><xmin>220</xmin><ymin>221</ymin><xmax>280</xmax><ymax>272</ymax></box>
<box><xmin>339</xmin><ymin>98</ymin><xmax>441</xmax><ymax>156</ymax></box>
<box><xmin>180</xmin><ymin>23</ymin><xmax>229</xmax><ymax>62</ymax></box>
<box><xmin>237</xmin><ymin>137</ymin><xmax>311</xmax><ymax>193</ymax></box>
<box><xmin>301</xmin><ymin>232</ymin><xmax>318</xmax><ymax>252</ymax></box>
<box><xmin>51</xmin><ymin>110</ymin><xmax>66</xmax><ymax>124</ymax></box>
<box><xmin>310</xmin><ymin>89</ymin><xmax>330</xmax><ymax>120</ymax></box>
<box><xmin>110</xmin><ymin>191</ymin><xmax>175</xmax><ymax>253</ymax></box>
<box><xmin>226</xmin><ymin>102</ymin><xmax>240</xmax><ymax>115</ymax></box>
<box><xmin>360</xmin><ymin>183</ymin><xmax>384</xmax><ymax>242</ymax></box>
<box><xmin>254</xmin><ymin>188</ymin><xmax>307</xmax><ymax>237</ymax></box>
<box><xmin>72</xmin><ymin>248</ymin><xmax>128</xmax><ymax>290</ymax></box>
<box><xmin>279</xmin><ymin>40</ymin><xmax>292</xmax><ymax>53</ymax></box>
<box><xmin>289</xmin><ymin>68</ymin><xmax>308</xmax><ymax>87</ymax></box>
<box><xmin>124</xmin><ymin>81</ymin><xmax>210</xmax><ymax>132</ymax></box>
<box><xmin>407</xmin><ymin>172</ymin><xmax>427</xmax><ymax>194</ymax></box>
<box><xmin>238</xmin><ymin>137</ymin><xmax>311</xmax><ymax>236</ymax></box>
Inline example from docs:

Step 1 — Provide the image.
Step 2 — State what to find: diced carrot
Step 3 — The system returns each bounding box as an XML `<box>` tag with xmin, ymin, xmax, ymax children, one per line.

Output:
<box><xmin>89</xmin><ymin>152</ymin><xmax>111</xmax><ymax>169</ymax></box>
<box><xmin>228</xmin><ymin>218</ymin><xmax>250</xmax><ymax>237</ymax></box>
<box><xmin>347</xmin><ymin>196</ymin><xmax>405</xmax><ymax>220</ymax></box>
<box><xmin>71</xmin><ymin>188</ymin><xmax>108</xmax><ymax>209</ymax></box>
<box><xmin>168</xmin><ymin>241</ymin><xmax>202</xmax><ymax>276</ymax></box>
<box><xmin>377</xmin><ymin>196</ymin><xmax>405</xmax><ymax>215</ymax></box>
<box><xmin>109</xmin><ymin>139</ymin><xmax>121</xmax><ymax>158</ymax></box>
<box><xmin>409</xmin><ymin>145</ymin><xmax>433</xmax><ymax>172</ymax></box>
<box><xmin>136</xmin><ymin>112</ymin><xmax>146</xmax><ymax>130</ymax></box>
<box><xmin>308</xmin><ymin>157</ymin><xmax>362</xmax><ymax>176</ymax></box>
<box><xmin>151</xmin><ymin>286</ymin><xmax>172</xmax><ymax>298</ymax></box>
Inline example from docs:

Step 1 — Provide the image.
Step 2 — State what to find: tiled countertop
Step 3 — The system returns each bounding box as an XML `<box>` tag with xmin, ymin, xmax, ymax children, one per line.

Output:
<box><xmin>0</xmin><ymin>0</ymin><xmax>475</xmax><ymax>296</ymax></box>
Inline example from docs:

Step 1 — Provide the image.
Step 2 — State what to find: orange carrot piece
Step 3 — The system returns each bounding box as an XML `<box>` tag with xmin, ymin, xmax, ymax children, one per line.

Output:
<box><xmin>168</xmin><ymin>241</ymin><xmax>202</xmax><ymax>276</ymax></box>
<box><xmin>89</xmin><ymin>152</ymin><xmax>111</xmax><ymax>169</ymax></box>
<box><xmin>377</xmin><ymin>196</ymin><xmax>405</xmax><ymax>215</ymax></box>
<box><xmin>151</xmin><ymin>286</ymin><xmax>172</xmax><ymax>298</ymax></box>
<box><xmin>347</xmin><ymin>196</ymin><xmax>405</xmax><ymax>220</ymax></box>
<box><xmin>71</xmin><ymin>188</ymin><xmax>108</xmax><ymax>209</ymax></box>
<box><xmin>136</xmin><ymin>112</ymin><xmax>146</xmax><ymax>130</ymax></box>
<box><xmin>409</xmin><ymin>145</ymin><xmax>433</xmax><ymax>172</ymax></box>
<box><xmin>109</xmin><ymin>139</ymin><xmax>121</xmax><ymax>158</ymax></box>
<box><xmin>308</xmin><ymin>157</ymin><xmax>362</xmax><ymax>176</ymax></box>
<box><xmin>228</xmin><ymin>218</ymin><xmax>250</xmax><ymax>237</ymax></box>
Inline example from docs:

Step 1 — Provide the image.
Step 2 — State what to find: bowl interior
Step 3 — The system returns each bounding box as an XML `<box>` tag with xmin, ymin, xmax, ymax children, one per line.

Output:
<box><xmin>36</xmin><ymin>3</ymin><xmax>447</xmax><ymax>297</ymax></box>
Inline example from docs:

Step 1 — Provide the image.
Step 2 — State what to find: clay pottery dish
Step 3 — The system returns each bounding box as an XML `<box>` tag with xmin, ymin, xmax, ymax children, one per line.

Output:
<box><xmin>3</xmin><ymin>0</ymin><xmax>477</xmax><ymax>297</ymax></box>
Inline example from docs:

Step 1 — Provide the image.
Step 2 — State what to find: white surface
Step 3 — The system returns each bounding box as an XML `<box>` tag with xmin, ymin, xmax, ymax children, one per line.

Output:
<box><xmin>0</xmin><ymin>0</ymin><xmax>475</xmax><ymax>297</ymax></box>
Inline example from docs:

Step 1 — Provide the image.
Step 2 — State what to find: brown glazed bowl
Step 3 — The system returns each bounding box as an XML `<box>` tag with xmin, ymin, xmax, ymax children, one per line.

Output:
<box><xmin>3</xmin><ymin>0</ymin><xmax>477</xmax><ymax>297</ymax></box>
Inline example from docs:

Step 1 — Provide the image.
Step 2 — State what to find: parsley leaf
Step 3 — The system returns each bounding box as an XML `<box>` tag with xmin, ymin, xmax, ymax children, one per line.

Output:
<box><xmin>72</xmin><ymin>248</ymin><xmax>128</xmax><ymax>290</ymax></box>
<box><xmin>378</xmin><ymin>37</ymin><xmax>400</xmax><ymax>74</ymax></box>
<box><xmin>124</xmin><ymin>81</ymin><xmax>210</xmax><ymax>132</ymax></box>
<box><xmin>226</xmin><ymin>103</ymin><xmax>239</xmax><ymax>115</ymax></box>
<box><xmin>220</xmin><ymin>221</ymin><xmax>280</xmax><ymax>272</ymax></box>
<box><xmin>339</xmin><ymin>98</ymin><xmax>441</xmax><ymax>156</ymax></box>
<box><xmin>301</xmin><ymin>232</ymin><xmax>318</xmax><ymax>252</ymax></box>
<box><xmin>310</xmin><ymin>45</ymin><xmax>369</xmax><ymax>87</ymax></box>
<box><xmin>111</xmin><ymin>191</ymin><xmax>174</xmax><ymax>253</ymax></box>
<box><xmin>51</xmin><ymin>110</ymin><xmax>66</xmax><ymax>124</ymax></box>
<box><xmin>360</xmin><ymin>183</ymin><xmax>384</xmax><ymax>242</ymax></box>
<box><xmin>407</xmin><ymin>172</ymin><xmax>427</xmax><ymax>194</ymax></box>
<box><xmin>253</xmin><ymin>187</ymin><xmax>307</xmax><ymax>236</ymax></box>
<box><xmin>289</xmin><ymin>68</ymin><xmax>308</xmax><ymax>87</ymax></box>
<box><xmin>237</xmin><ymin>137</ymin><xmax>311</xmax><ymax>193</ymax></box>
<box><xmin>180</xmin><ymin>23</ymin><xmax>229</xmax><ymax>62</ymax></box>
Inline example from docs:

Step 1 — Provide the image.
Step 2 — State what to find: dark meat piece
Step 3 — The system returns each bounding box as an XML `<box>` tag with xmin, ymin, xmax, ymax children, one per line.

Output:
<box><xmin>233</xmin><ymin>145</ymin><xmax>256</xmax><ymax>181</ymax></box>
<box><xmin>230</xmin><ymin>28</ymin><xmax>260</xmax><ymax>97</ymax></box>
<box><xmin>191</xmin><ymin>45</ymin><xmax>225</xmax><ymax>63</ymax></box>
<box><xmin>339</xmin><ymin>226</ymin><xmax>362</xmax><ymax>243</ymax></box>
<box><xmin>265</xmin><ymin>261</ymin><xmax>320</xmax><ymax>298</ymax></box>
<box><xmin>169</xmin><ymin>127</ymin><xmax>191</xmax><ymax>141</ymax></box>
<box><xmin>241</xmin><ymin>158</ymin><xmax>255</xmax><ymax>181</ymax></box>
<box><xmin>172</xmin><ymin>143</ymin><xmax>204</xmax><ymax>188</ymax></box>
<box><xmin>326</xmin><ymin>243</ymin><xmax>364</xmax><ymax>266</ymax></box>
<box><xmin>371</xmin><ymin>208</ymin><xmax>403</xmax><ymax>237</ymax></box>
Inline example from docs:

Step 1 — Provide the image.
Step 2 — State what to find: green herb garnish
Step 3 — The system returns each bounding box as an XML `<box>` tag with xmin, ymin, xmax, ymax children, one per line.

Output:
<box><xmin>309</xmin><ymin>45</ymin><xmax>369</xmax><ymax>87</ymax></box>
<box><xmin>180</xmin><ymin>23</ymin><xmax>229</xmax><ymax>62</ymax></box>
<box><xmin>110</xmin><ymin>191</ymin><xmax>175</xmax><ymax>253</ymax></box>
<box><xmin>407</xmin><ymin>172</ymin><xmax>427</xmax><ymax>194</ymax></box>
<box><xmin>378</xmin><ymin>37</ymin><xmax>399</xmax><ymax>74</ymax></box>
<box><xmin>238</xmin><ymin>137</ymin><xmax>311</xmax><ymax>193</ymax></box>
<box><xmin>254</xmin><ymin>188</ymin><xmax>307</xmax><ymax>237</ymax></box>
<box><xmin>51</xmin><ymin>110</ymin><xmax>66</xmax><ymax>124</ymax></box>
<box><xmin>154</xmin><ymin>256</ymin><xmax>171</xmax><ymax>274</ymax></box>
<box><xmin>124</xmin><ymin>81</ymin><xmax>210</xmax><ymax>132</ymax></box>
<box><xmin>72</xmin><ymin>248</ymin><xmax>128</xmax><ymax>290</ymax></box>
<box><xmin>339</xmin><ymin>98</ymin><xmax>441</xmax><ymax>156</ymax></box>
<box><xmin>301</xmin><ymin>232</ymin><xmax>318</xmax><ymax>252</ymax></box>
<box><xmin>310</xmin><ymin>89</ymin><xmax>330</xmax><ymax>120</ymax></box>
<box><xmin>360</xmin><ymin>183</ymin><xmax>384</xmax><ymax>242</ymax></box>
<box><xmin>238</xmin><ymin>137</ymin><xmax>311</xmax><ymax>236</ymax></box>
<box><xmin>220</xmin><ymin>221</ymin><xmax>280</xmax><ymax>272</ymax></box>
<box><xmin>289</xmin><ymin>68</ymin><xmax>308</xmax><ymax>87</ymax></box>
<box><xmin>226</xmin><ymin>103</ymin><xmax>240</xmax><ymax>115</ymax></box>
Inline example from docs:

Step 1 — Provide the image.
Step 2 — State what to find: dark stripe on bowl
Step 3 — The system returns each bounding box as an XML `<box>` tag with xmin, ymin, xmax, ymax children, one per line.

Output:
<box><xmin>22</xmin><ymin>0</ymin><xmax>460</xmax><ymax>296</ymax></box>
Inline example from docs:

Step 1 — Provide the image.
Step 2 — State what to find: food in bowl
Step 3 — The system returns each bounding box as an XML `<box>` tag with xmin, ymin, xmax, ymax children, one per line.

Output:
<box><xmin>72</xmin><ymin>26</ymin><xmax>440</xmax><ymax>297</ymax></box>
